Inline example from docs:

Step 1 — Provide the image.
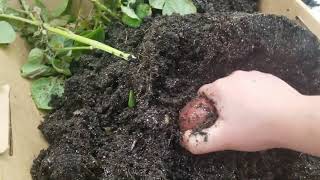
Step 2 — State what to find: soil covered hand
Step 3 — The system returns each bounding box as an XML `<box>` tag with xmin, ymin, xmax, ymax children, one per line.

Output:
<box><xmin>181</xmin><ymin>70</ymin><xmax>317</xmax><ymax>155</ymax></box>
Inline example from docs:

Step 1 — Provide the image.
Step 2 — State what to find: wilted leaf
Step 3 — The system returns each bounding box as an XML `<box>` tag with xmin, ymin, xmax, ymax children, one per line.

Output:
<box><xmin>52</xmin><ymin>58</ymin><xmax>71</xmax><ymax>76</ymax></box>
<box><xmin>50</xmin><ymin>0</ymin><xmax>69</xmax><ymax>18</ymax></box>
<box><xmin>162</xmin><ymin>0</ymin><xmax>197</xmax><ymax>15</ymax></box>
<box><xmin>148</xmin><ymin>0</ymin><xmax>165</xmax><ymax>9</ymax></box>
<box><xmin>121</xmin><ymin>6</ymin><xmax>141</xmax><ymax>28</ymax></box>
<box><xmin>0</xmin><ymin>21</ymin><xmax>16</xmax><ymax>44</ymax></box>
<box><xmin>31</xmin><ymin>77</ymin><xmax>64</xmax><ymax>110</ymax></box>
<box><xmin>136</xmin><ymin>3</ymin><xmax>152</xmax><ymax>19</ymax></box>
<box><xmin>21</xmin><ymin>48</ymin><xmax>56</xmax><ymax>78</ymax></box>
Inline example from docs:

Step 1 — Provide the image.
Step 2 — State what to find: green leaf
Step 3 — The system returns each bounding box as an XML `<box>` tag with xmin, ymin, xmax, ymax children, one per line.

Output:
<box><xmin>104</xmin><ymin>0</ymin><xmax>121</xmax><ymax>10</ymax></box>
<box><xmin>19</xmin><ymin>0</ymin><xmax>30</xmax><ymax>11</ymax></box>
<box><xmin>31</xmin><ymin>77</ymin><xmax>64</xmax><ymax>110</ymax></box>
<box><xmin>0</xmin><ymin>0</ymin><xmax>7</xmax><ymax>13</ymax></box>
<box><xmin>1</xmin><ymin>8</ymin><xmax>26</xmax><ymax>31</ymax></box>
<box><xmin>49</xmin><ymin>15</ymin><xmax>72</xmax><ymax>27</ymax></box>
<box><xmin>80</xmin><ymin>27</ymin><xmax>105</xmax><ymax>42</ymax></box>
<box><xmin>21</xmin><ymin>48</ymin><xmax>56</xmax><ymax>78</ymax></box>
<box><xmin>121</xmin><ymin>5</ymin><xmax>140</xmax><ymax>19</ymax></box>
<box><xmin>49</xmin><ymin>18</ymin><xmax>68</xmax><ymax>27</ymax></box>
<box><xmin>148</xmin><ymin>0</ymin><xmax>165</xmax><ymax>9</ymax></box>
<box><xmin>27</xmin><ymin>48</ymin><xmax>45</xmax><ymax>62</ymax></box>
<box><xmin>34</xmin><ymin>0</ymin><xmax>49</xmax><ymax>22</ymax></box>
<box><xmin>136</xmin><ymin>3</ymin><xmax>152</xmax><ymax>19</ymax></box>
<box><xmin>21</xmin><ymin>63</ymin><xmax>55</xmax><ymax>78</ymax></box>
<box><xmin>128</xmin><ymin>90</ymin><xmax>136</xmax><ymax>108</ymax></box>
<box><xmin>121</xmin><ymin>6</ymin><xmax>141</xmax><ymax>28</ymax></box>
<box><xmin>162</xmin><ymin>0</ymin><xmax>197</xmax><ymax>15</ymax></box>
<box><xmin>0</xmin><ymin>21</ymin><xmax>16</xmax><ymax>44</ymax></box>
<box><xmin>50</xmin><ymin>0</ymin><xmax>69</xmax><ymax>18</ymax></box>
<box><xmin>74</xmin><ymin>27</ymin><xmax>105</xmax><ymax>47</ymax></box>
<box><xmin>122</xmin><ymin>15</ymin><xmax>141</xmax><ymax>28</ymax></box>
<box><xmin>127</xmin><ymin>0</ymin><xmax>136</xmax><ymax>6</ymax></box>
<box><xmin>49</xmin><ymin>35</ymin><xmax>66</xmax><ymax>49</ymax></box>
<box><xmin>52</xmin><ymin>58</ymin><xmax>71</xmax><ymax>76</ymax></box>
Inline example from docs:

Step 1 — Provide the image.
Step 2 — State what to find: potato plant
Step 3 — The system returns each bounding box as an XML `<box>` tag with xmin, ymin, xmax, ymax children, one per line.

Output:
<box><xmin>0</xmin><ymin>0</ymin><xmax>196</xmax><ymax>110</ymax></box>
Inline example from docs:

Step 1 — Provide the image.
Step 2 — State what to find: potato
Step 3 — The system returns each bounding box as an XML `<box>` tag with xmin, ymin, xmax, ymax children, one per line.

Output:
<box><xmin>179</xmin><ymin>97</ymin><xmax>218</xmax><ymax>131</ymax></box>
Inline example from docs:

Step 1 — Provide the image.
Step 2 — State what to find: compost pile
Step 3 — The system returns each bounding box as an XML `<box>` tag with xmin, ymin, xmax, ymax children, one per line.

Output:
<box><xmin>32</xmin><ymin>0</ymin><xmax>320</xmax><ymax>179</ymax></box>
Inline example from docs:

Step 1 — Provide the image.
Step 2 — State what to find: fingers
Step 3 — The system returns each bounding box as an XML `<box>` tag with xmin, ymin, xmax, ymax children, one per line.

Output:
<box><xmin>181</xmin><ymin>120</ymin><xmax>226</xmax><ymax>154</ymax></box>
<box><xmin>197</xmin><ymin>80</ymin><xmax>223</xmax><ymax>104</ymax></box>
<box><xmin>198</xmin><ymin>70</ymin><xmax>262</xmax><ymax>98</ymax></box>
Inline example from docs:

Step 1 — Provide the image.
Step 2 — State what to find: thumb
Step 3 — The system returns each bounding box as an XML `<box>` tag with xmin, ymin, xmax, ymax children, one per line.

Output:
<box><xmin>181</xmin><ymin>120</ymin><xmax>226</xmax><ymax>154</ymax></box>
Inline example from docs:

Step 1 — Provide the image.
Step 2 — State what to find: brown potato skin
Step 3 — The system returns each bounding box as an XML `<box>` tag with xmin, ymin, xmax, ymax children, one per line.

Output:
<box><xmin>179</xmin><ymin>97</ymin><xmax>216</xmax><ymax>131</ymax></box>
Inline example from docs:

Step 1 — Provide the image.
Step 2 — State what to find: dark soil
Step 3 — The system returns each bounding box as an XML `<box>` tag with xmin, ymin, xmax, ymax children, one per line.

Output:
<box><xmin>31</xmin><ymin>7</ymin><xmax>320</xmax><ymax>180</ymax></box>
<box><xmin>303</xmin><ymin>0</ymin><xmax>320</xmax><ymax>7</ymax></box>
<box><xmin>193</xmin><ymin>0</ymin><xmax>258</xmax><ymax>13</ymax></box>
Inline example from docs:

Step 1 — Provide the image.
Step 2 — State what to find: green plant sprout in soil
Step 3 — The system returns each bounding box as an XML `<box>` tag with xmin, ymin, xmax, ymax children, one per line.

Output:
<box><xmin>0</xmin><ymin>0</ymin><xmax>197</xmax><ymax>110</ymax></box>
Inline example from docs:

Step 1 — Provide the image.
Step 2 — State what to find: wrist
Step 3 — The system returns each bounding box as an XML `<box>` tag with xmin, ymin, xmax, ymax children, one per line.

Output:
<box><xmin>302</xmin><ymin>95</ymin><xmax>320</xmax><ymax>122</ymax></box>
<box><xmin>276</xmin><ymin>95</ymin><xmax>320</xmax><ymax>155</ymax></box>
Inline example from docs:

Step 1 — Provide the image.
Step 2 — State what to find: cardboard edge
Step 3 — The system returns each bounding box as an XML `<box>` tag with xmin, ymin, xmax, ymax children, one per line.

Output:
<box><xmin>0</xmin><ymin>84</ymin><xmax>10</xmax><ymax>154</ymax></box>
<box><xmin>259</xmin><ymin>0</ymin><xmax>320</xmax><ymax>39</ymax></box>
<box><xmin>295</xmin><ymin>0</ymin><xmax>320</xmax><ymax>39</ymax></box>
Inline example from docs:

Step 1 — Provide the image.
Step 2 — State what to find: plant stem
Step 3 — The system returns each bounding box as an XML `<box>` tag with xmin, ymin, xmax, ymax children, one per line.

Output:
<box><xmin>90</xmin><ymin>0</ymin><xmax>119</xmax><ymax>19</ymax></box>
<box><xmin>101</xmin><ymin>13</ymin><xmax>111</xmax><ymax>22</ymax></box>
<box><xmin>57</xmin><ymin>46</ymin><xmax>94</xmax><ymax>51</ymax></box>
<box><xmin>0</xmin><ymin>14</ymin><xmax>132</xmax><ymax>60</ymax></box>
<box><xmin>8</xmin><ymin>7</ymin><xmax>28</xmax><ymax>15</ymax></box>
<box><xmin>0</xmin><ymin>14</ymin><xmax>39</xmax><ymax>26</ymax></box>
<box><xmin>44</xmin><ymin>24</ymin><xmax>131</xmax><ymax>60</ymax></box>
<box><xmin>18</xmin><ymin>0</ymin><xmax>36</xmax><ymax>21</ymax></box>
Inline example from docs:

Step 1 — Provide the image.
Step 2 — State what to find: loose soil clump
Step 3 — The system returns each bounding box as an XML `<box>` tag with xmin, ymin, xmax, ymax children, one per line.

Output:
<box><xmin>31</xmin><ymin>11</ymin><xmax>320</xmax><ymax>180</ymax></box>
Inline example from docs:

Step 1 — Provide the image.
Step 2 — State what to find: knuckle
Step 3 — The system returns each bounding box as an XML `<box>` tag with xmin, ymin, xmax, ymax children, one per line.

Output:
<box><xmin>232</xmin><ymin>70</ymin><xmax>246</xmax><ymax>76</ymax></box>
<box><xmin>187</xmin><ymin>142</ymin><xmax>202</xmax><ymax>155</ymax></box>
<box><xmin>212</xmin><ymin>78</ymin><xmax>224</xmax><ymax>87</ymax></box>
<box><xmin>250</xmin><ymin>70</ymin><xmax>260</xmax><ymax>74</ymax></box>
<box><xmin>198</xmin><ymin>84</ymin><xmax>211</xmax><ymax>95</ymax></box>
<box><xmin>182</xmin><ymin>133</ymin><xmax>203</xmax><ymax>155</ymax></box>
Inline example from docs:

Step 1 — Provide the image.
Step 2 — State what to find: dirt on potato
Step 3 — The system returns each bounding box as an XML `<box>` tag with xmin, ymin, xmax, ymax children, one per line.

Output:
<box><xmin>179</xmin><ymin>97</ymin><xmax>218</xmax><ymax>132</ymax></box>
<box><xmin>31</xmin><ymin>5</ymin><xmax>320</xmax><ymax>180</ymax></box>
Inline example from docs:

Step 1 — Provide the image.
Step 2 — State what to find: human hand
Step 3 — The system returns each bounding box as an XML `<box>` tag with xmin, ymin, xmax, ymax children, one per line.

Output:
<box><xmin>181</xmin><ymin>70</ymin><xmax>306</xmax><ymax>154</ymax></box>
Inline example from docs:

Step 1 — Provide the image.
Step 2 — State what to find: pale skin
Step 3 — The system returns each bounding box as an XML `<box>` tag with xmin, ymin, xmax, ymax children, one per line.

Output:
<box><xmin>181</xmin><ymin>70</ymin><xmax>320</xmax><ymax>156</ymax></box>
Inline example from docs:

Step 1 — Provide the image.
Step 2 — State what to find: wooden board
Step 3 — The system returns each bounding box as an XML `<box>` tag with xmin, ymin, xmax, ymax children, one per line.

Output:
<box><xmin>0</xmin><ymin>35</ymin><xmax>48</xmax><ymax>180</ymax></box>
<box><xmin>260</xmin><ymin>0</ymin><xmax>320</xmax><ymax>39</ymax></box>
